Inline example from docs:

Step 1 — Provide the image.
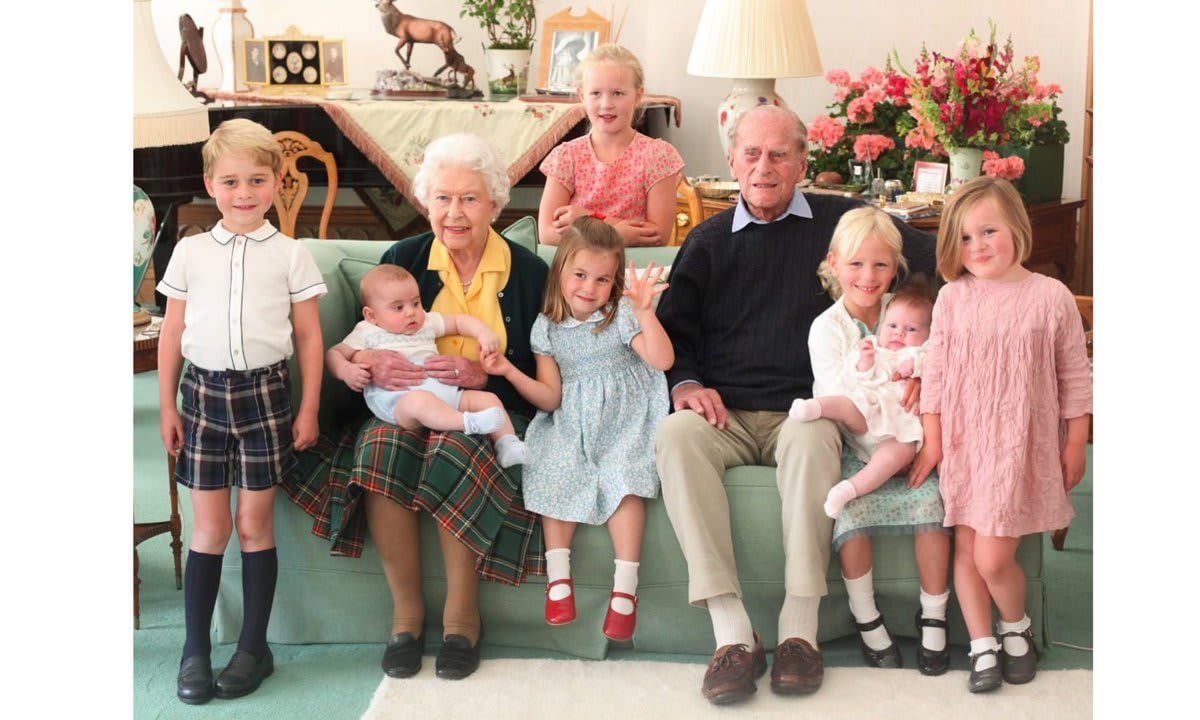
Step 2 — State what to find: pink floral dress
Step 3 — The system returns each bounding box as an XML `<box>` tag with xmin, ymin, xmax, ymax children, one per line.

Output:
<box><xmin>919</xmin><ymin>273</ymin><xmax>1093</xmax><ymax>537</ymax></box>
<box><xmin>539</xmin><ymin>132</ymin><xmax>684</xmax><ymax>221</ymax></box>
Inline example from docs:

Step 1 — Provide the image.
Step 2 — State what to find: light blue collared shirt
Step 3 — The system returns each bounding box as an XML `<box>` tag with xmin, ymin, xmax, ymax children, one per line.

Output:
<box><xmin>730</xmin><ymin>190</ymin><xmax>813</xmax><ymax>232</ymax></box>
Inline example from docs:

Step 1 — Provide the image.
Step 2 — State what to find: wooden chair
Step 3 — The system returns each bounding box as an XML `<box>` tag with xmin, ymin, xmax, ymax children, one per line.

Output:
<box><xmin>273</xmin><ymin>130</ymin><xmax>338</xmax><ymax>239</ymax></box>
<box><xmin>1051</xmin><ymin>295</ymin><xmax>1093</xmax><ymax>551</ymax></box>
<box><xmin>670</xmin><ymin>176</ymin><xmax>704</xmax><ymax>246</ymax></box>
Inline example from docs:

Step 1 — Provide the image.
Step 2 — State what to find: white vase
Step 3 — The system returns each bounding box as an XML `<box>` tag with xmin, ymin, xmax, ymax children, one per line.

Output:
<box><xmin>948</xmin><ymin>146</ymin><xmax>985</xmax><ymax>188</ymax></box>
<box><xmin>211</xmin><ymin>0</ymin><xmax>255</xmax><ymax>93</ymax></box>
<box><xmin>716</xmin><ymin>78</ymin><xmax>790</xmax><ymax>156</ymax></box>
<box><xmin>485</xmin><ymin>48</ymin><xmax>531</xmax><ymax>98</ymax></box>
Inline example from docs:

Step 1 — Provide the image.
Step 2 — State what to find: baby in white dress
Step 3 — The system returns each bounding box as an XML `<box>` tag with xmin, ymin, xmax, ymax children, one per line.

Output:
<box><xmin>791</xmin><ymin>283</ymin><xmax>933</xmax><ymax>518</ymax></box>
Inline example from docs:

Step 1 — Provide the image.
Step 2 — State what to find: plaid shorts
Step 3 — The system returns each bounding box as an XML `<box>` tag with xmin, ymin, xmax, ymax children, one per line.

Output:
<box><xmin>175</xmin><ymin>360</ymin><xmax>295</xmax><ymax>491</ymax></box>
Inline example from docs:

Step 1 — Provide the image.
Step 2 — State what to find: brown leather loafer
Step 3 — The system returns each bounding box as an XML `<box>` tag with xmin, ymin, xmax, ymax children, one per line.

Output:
<box><xmin>701</xmin><ymin>632</ymin><xmax>767</xmax><ymax>705</ymax></box>
<box><xmin>770</xmin><ymin>637</ymin><xmax>824</xmax><ymax>695</ymax></box>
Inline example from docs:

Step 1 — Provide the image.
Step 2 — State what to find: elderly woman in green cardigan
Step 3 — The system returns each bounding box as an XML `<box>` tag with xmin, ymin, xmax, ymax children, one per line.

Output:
<box><xmin>287</xmin><ymin>133</ymin><xmax>547</xmax><ymax>681</ymax></box>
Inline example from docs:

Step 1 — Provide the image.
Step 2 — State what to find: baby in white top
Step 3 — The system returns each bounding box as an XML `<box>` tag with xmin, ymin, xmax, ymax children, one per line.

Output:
<box><xmin>326</xmin><ymin>264</ymin><xmax>527</xmax><ymax>467</ymax></box>
<box><xmin>791</xmin><ymin>285</ymin><xmax>933</xmax><ymax>518</ymax></box>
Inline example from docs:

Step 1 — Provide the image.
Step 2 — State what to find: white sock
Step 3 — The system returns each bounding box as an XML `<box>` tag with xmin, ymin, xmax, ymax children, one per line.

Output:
<box><xmin>824</xmin><ymin>480</ymin><xmax>858</xmax><ymax>519</ymax></box>
<box><xmin>611</xmin><ymin>559</ymin><xmax>639</xmax><ymax>614</ymax></box>
<box><xmin>918</xmin><ymin>588</ymin><xmax>950</xmax><ymax>652</ymax></box>
<box><xmin>777</xmin><ymin>595</ymin><xmax>820</xmax><ymax>647</ymax></box>
<box><xmin>493</xmin><ymin>434</ymin><xmax>528</xmax><ymax>467</ymax></box>
<box><xmin>969</xmin><ymin>636</ymin><xmax>1001</xmax><ymax>671</ymax></box>
<box><xmin>463</xmin><ymin>407</ymin><xmax>505</xmax><ymax>435</ymax></box>
<box><xmin>844</xmin><ymin>570</ymin><xmax>891</xmax><ymax>651</ymax></box>
<box><xmin>998</xmin><ymin>614</ymin><xmax>1032</xmax><ymax>657</ymax></box>
<box><xmin>789</xmin><ymin>397</ymin><xmax>822</xmax><ymax>422</ymax></box>
<box><xmin>545</xmin><ymin>548</ymin><xmax>572</xmax><ymax>601</ymax></box>
<box><xmin>707</xmin><ymin>593</ymin><xmax>754</xmax><ymax>649</ymax></box>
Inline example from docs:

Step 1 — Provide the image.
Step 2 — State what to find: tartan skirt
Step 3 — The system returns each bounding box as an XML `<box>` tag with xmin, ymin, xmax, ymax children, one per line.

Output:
<box><xmin>282</xmin><ymin>412</ymin><xmax>545</xmax><ymax>586</ymax></box>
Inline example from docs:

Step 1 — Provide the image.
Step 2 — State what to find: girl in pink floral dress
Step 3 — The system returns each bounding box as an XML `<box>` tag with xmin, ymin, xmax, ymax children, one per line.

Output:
<box><xmin>910</xmin><ymin>177</ymin><xmax>1092</xmax><ymax>694</ymax></box>
<box><xmin>538</xmin><ymin>44</ymin><xmax>684</xmax><ymax>247</ymax></box>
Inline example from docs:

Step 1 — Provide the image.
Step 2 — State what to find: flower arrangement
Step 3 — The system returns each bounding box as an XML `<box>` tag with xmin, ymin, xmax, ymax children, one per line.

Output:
<box><xmin>981</xmin><ymin>150</ymin><xmax>1025</xmax><ymax>180</ymax></box>
<box><xmin>898</xmin><ymin>22</ymin><xmax>1060</xmax><ymax>152</ymax></box>
<box><xmin>806</xmin><ymin>62</ymin><xmax>939</xmax><ymax>183</ymax></box>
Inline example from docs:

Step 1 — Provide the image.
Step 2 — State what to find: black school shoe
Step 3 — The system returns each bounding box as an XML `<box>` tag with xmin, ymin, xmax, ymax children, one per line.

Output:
<box><xmin>914</xmin><ymin>611</ymin><xmax>951</xmax><ymax>676</ymax></box>
<box><xmin>999</xmin><ymin>627</ymin><xmax>1040</xmax><ymax>684</ymax></box>
<box><xmin>177</xmin><ymin>655</ymin><xmax>214</xmax><ymax>705</ymax></box>
<box><xmin>967</xmin><ymin>648</ymin><xmax>1002</xmax><ymax>693</ymax></box>
<box><xmin>855</xmin><ymin>614</ymin><xmax>902</xmax><ymax>668</ymax></box>
<box><xmin>435</xmin><ymin>634</ymin><xmax>481</xmax><ymax>680</ymax></box>
<box><xmin>214</xmin><ymin>647</ymin><xmax>274</xmax><ymax>699</ymax></box>
<box><xmin>382</xmin><ymin>632</ymin><xmax>425</xmax><ymax>678</ymax></box>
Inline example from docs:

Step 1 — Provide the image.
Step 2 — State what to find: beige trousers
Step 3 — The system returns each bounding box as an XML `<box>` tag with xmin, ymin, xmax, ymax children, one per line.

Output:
<box><xmin>654</xmin><ymin>409</ymin><xmax>842</xmax><ymax>606</ymax></box>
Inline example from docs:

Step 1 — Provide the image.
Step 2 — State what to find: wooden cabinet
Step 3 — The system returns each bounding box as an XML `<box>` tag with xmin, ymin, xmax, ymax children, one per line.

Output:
<box><xmin>672</xmin><ymin>191</ymin><xmax>1086</xmax><ymax>284</ymax></box>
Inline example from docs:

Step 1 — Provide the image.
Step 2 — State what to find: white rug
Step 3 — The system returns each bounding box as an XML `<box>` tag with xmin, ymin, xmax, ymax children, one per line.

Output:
<box><xmin>362</xmin><ymin>658</ymin><xmax>1092</xmax><ymax>719</ymax></box>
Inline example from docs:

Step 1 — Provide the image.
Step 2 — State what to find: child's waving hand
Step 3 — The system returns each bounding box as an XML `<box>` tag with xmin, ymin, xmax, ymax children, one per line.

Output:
<box><xmin>622</xmin><ymin>261</ymin><xmax>668</xmax><ymax>312</ymax></box>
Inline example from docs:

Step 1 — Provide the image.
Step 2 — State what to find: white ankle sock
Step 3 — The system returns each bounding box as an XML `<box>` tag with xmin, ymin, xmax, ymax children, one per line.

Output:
<box><xmin>998</xmin><ymin>614</ymin><xmax>1032</xmax><ymax>656</ymax></box>
<box><xmin>463</xmin><ymin>407</ymin><xmax>505</xmax><ymax>435</ymax></box>
<box><xmin>545</xmin><ymin>548</ymin><xmax>572</xmax><ymax>601</ymax></box>
<box><xmin>707</xmin><ymin>593</ymin><xmax>754</xmax><ymax>649</ymax></box>
<box><xmin>824</xmin><ymin>480</ymin><xmax>858</xmax><ymax>519</ymax></box>
<box><xmin>777</xmin><ymin>595</ymin><xmax>820</xmax><ymax>646</ymax></box>
<box><xmin>919</xmin><ymin>588</ymin><xmax>950</xmax><ymax>652</ymax></box>
<box><xmin>970</xmin><ymin>636</ymin><xmax>1001</xmax><ymax>671</ymax></box>
<box><xmin>789</xmin><ymin>397</ymin><xmax>822</xmax><ymax>422</ymax></box>
<box><xmin>493</xmin><ymin>435</ymin><xmax>528</xmax><ymax>467</ymax></box>
<box><xmin>844</xmin><ymin>570</ymin><xmax>891</xmax><ymax>651</ymax></box>
<box><xmin>611</xmin><ymin>560</ymin><xmax>639</xmax><ymax>614</ymax></box>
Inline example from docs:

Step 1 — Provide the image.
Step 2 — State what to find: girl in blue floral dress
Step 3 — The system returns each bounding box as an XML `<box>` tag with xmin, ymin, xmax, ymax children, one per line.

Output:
<box><xmin>481</xmin><ymin>217</ymin><xmax>673</xmax><ymax>641</ymax></box>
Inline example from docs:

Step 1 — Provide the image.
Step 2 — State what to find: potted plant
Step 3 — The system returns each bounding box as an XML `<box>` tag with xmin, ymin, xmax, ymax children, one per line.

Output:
<box><xmin>459</xmin><ymin>0</ymin><xmax>538</xmax><ymax>97</ymax></box>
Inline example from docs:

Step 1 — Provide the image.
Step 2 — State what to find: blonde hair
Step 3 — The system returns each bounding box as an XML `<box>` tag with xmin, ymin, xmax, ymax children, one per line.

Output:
<box><xmin>817</xmin><ymin>206</ymin><xmax>907</xmax><ymax>299</ymax></box>
<box><xmin>543</xmin><ymin>217</ymin><xmax>626</xmax><ymax>333</ymax></box>
<box><xmin>202</xmin><ymin>118</ymin><xmax>283</xmax><ymax>178</ymax></box>
<box><xmin>936</xmin><ymin>176</ymin><xmax>1032</xmax><ymax>282</ymax></box>
<box><xmin>574</xmin><ymin>43</ymin><xmax>645</xmax><ymax>91</ymax></box>
<box><xmin>360</xmin><ymin>264</ymin><xmax>416</xmax><ymax>308</ymax></box>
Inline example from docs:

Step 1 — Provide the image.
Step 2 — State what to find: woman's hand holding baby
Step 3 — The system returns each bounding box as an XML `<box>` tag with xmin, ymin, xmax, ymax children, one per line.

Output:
<box><xmin>355</xmin><ymin>349</ymin><xmax>426</xmax><ymax>391</ymax></box>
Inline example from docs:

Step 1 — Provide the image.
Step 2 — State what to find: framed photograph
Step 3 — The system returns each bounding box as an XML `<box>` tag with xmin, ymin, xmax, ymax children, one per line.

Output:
<box><xmin>537</xmin><ymin>7</ymin><xmax>610</xmax><ymax>93</ymax></box>
<box><xmin>913</xmin><ymin>161</ymin><xmax>949</xmax><ymax>194</ymax></box>
<box><xmin>244</xmin><ymin>39</ymin><xmax>268</xmax><ymax>85</ymax></box>
<box><xmin>321</xmin><ymin>39</ymin><xmax>347</xmax><ymax>86</ymax></box>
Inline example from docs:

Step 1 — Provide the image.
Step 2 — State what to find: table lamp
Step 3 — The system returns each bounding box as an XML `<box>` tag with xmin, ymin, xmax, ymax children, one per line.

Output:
<box><xmin>687</xmin><ymin>0</ymin><xmax>823</xmax><ymax>155</ymax></box>
<box><xmin>133</xmin><ymin>0</ymin><xmax>210</xmax><ymax>324</ymax></box>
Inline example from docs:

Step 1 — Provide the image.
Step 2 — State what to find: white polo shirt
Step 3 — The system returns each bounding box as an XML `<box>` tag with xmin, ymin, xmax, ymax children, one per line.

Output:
<box><xmin>157</xmin><ymin>220</ymin><xmax>327</xmax><ymax>371</ymax></box>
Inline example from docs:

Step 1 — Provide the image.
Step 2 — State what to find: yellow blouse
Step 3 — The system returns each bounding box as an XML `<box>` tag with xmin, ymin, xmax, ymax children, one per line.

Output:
<box><xmin>427</xmin><ymin>227</ymin><xmax>512</xmax><ymax>360</ymax></box>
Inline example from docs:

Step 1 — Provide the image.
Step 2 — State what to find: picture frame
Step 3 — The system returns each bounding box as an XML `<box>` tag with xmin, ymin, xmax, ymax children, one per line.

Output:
<box><xmin>243</xmin><ymin>39</ymin><xmax>268</xmax><ymax>85</ymax></box>
<box><xmin>536</xmin><ymin>7</ymin><xmax>610</xmax><ymax>93</ymax></box>
<box><xmin>321</xmin><ymin>39</ymin><xmax>347</xmax><ymax>86</ymax></box>
<box><xmin>912</xmin><ymin>161</ymin><xmax>949</xmax><ymax>194</ymax></box>
<box><xmin>242</xmin><ymin>26</ymin><xmax>330</xmax><ymax>95</ymax></box>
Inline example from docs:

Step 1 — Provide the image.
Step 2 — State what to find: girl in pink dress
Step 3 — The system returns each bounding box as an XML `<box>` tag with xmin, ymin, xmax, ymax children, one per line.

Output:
<box><xmin>909</xmin><ymin>177</ymin><xmax>1092</xmax><ymax>694</ymax></box>
<box><xmin>537</xmin><ymin>44</ymin><xmax>684</xmax><ymax>247</ymax></box>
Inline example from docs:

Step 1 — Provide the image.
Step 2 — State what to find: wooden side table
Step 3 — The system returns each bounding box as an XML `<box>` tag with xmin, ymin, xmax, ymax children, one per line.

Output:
<box><xmin>134</xmin><ymin>318</ymin><xmax>183</xmax><ymax>628</ymax></box>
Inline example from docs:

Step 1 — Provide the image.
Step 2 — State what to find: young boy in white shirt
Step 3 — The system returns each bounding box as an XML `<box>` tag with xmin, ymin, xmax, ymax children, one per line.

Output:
<box><xmin>157</xmin><ymin>118</ymin><xmax>327</xmax><ymax>705</ymax></box>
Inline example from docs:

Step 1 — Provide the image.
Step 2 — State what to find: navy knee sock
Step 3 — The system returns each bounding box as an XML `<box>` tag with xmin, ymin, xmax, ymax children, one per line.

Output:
<box><xmin>181</xmin><ymin>550</ymin><xmax>224</xmax><ymax>662</ymax></box>
<box><xmin>236</xmin><ymin>548</ymin><xmax>278</xmax><ymax>658</ymax></box>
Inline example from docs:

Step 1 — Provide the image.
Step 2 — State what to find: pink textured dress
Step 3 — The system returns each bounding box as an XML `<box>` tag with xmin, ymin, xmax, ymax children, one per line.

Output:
<box><xmin>539</xmin><ymin>132</ymin><xmax>684</xmax><ymax>221</ymax></box>
<box><xmin>919</xmin><ymin>273</ymin><xmax>1092</xmax><ymax>537</ymax></box>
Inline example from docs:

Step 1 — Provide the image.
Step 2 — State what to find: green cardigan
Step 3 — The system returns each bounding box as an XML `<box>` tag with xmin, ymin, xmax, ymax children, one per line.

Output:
<box><xmin>379</xmin><ymin>231</ymin><xmax>549</xmax><ymax>419</ymax></box>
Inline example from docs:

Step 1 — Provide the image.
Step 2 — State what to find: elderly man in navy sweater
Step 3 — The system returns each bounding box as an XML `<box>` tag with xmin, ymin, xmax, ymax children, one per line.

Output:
<box><xmin>654</xmin><ymin>104</ymin><xmax>935</xmax><ymax>705</ymax></box>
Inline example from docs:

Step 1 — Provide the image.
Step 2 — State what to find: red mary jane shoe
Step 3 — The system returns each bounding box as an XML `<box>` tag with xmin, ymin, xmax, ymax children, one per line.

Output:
<box><xmin>602</xmin><ymin>592</ymin><xmax>638</xmax><ymax>641</ymax></box>
<box><xmin>545</xmin><ymin>579</ymin><xmax>576</xmax><ymax>625</ymax></box>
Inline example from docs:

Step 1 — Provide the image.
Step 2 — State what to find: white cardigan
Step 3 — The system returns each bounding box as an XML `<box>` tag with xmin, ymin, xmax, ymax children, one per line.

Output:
<box><xmin>807</xmin><ymin>293</ymin><xmax>892</xmax><ymax>399</ymax></box>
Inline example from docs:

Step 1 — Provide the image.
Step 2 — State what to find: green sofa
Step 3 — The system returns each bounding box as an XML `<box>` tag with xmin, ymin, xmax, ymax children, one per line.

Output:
<box><xmin>206</xmin><ymin>219</ymin><xmax>1046</xmax><ymax>659</ymax></box>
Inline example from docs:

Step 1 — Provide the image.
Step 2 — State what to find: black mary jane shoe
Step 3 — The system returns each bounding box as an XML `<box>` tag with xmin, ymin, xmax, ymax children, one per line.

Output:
<box><xmin>435</xmin><ymin>634</ymin><xmax>481</xmax><ymax>680</ymax></box>
<box><xmin>381</xmin><ymin>632</ymin><xmax>425</xmax><ymax>678</ymax></box>
<box><xmin>214</xmin><ymin>647</ymin><xmax>274</xmax><ymax>699</ymax></box>
<box><xmin>914</xmin><ymin>611</ymin><xmax>951</xmax><ymax>676</ymax></box>
<box><xmin>177</xmin><ymin>655</ymin><xmax>214</xmax><ymax>705</ymax></box>
<box><xmin>855</xmin><ymin>614</ymin><xmax>902</xmax><ymax>669</ymax></box>
<box><xmin>968</xmin><ymin>648</ymin><xmax>1003</xmax><ymax>693</ymax></box>
<box><xmin>998</xmin><ymin>627</ymin><xmax>1040</xmax><ymax>684</ymax></box>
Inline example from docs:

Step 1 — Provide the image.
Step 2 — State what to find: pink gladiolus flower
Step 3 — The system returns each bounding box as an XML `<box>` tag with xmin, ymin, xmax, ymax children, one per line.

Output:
<box><xmin>826</xmin><ymin>69</ymin><xmax>851</xmax><ymax>86</ymax></box>
<box><xmin>847</xmin><ymin>97</ymin><xmax>876</xmax><ymax>123</ymax></box>
<box><xmin>860</xmin><ymin>66</ymin><xmax>885</xmax><ymax>86</ymax></box>
<box><xmin>853</xmin><ymin>134</ymin><xmax>895</xmax><ymax>162</ymax></box>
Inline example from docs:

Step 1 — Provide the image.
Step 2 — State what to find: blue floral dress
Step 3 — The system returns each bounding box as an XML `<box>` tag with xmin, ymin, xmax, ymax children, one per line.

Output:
<box><xmin>523</xmin><ymin>298</ymin><xmax>668</xmax><ymax>524</ymax></box>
